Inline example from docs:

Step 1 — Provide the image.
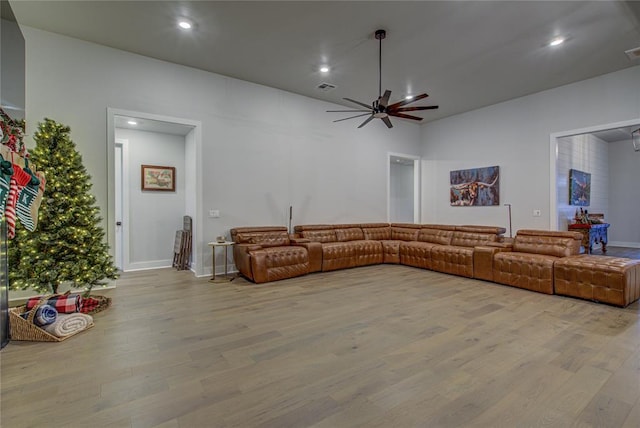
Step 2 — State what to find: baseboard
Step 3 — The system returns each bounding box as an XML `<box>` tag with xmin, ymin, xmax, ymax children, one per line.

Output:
<box><xmin>125</xmin><ymin>260</ymin><xmax>172</xmax><ymax>271</ymax></box>
<box><xmin>608</xmin><ymin>241</ymin><xmax>640</xmax><ymax>249</ymax></box>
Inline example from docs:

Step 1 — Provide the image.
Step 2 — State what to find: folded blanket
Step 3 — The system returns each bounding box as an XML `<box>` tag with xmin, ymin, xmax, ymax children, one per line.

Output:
<box><xmin>20</xmin><ymin>304</ymin><xmax>58</xmax><ymax>327</ymax></box>
<box><xmin>26</xmin><ymin>294</ymin><xmax>82</xmax><ymax>314</ymax></box>
<box><xmin>42</xmin><ymin>313</ymin><xmax>93</xmax><ymax>337</ymax></box>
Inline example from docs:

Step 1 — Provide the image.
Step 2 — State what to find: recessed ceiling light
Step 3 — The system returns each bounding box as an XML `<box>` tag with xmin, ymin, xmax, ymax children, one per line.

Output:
<box><xmin>320</xmin><ymin>66</ymin><xmax>330</xmax><ymax>73</ymax></box>
<box><xmin>549</xmin><ymin>37</ymin><xmax>565</xmax><ymax>47</ymax></box>
<box><xmin>178</xmin><ymin>18</ymin><xmax>193</xmax><ymax>30</ymax></box>
<box><xmin>127</xmin><ymin>120</ymin><xmax>137</xmax><ymax>125</ymax></box>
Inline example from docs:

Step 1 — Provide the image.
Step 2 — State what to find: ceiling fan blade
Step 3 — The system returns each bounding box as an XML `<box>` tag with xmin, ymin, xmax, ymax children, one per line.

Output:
<box><xmin>327</xmin><ymin>109</ymin><xmax>372</xmax><ymax>113</ymax></box>
<box><xmin>357</xmin><ymin>115</ymin><xmax>375</xmax><ymax>128</ymax></box>
<box><xmin>388</xmin><ymin>112</ymin><xmax>424</xmax><ymax>121</ymax></box>
<box><xmin>387</xmin><ymin>93</ymin><xmax>429</xmax><ymax>110</ymax></box>
<box><xmin>381</xmin><ymin>116</ymin><xmax>393</xmax><ymax>128</ymax></box>
<box><xmin>379</xmin><ymin>90</ymin><xmax>392</xmax><ymax>108</ymax></box>
<box><xmin>344</xmin><ymin>97</ymin><xmax>373</xmax><ymax>109</ymax></box>
<box><xmin>392</xmin><ymin>105</ymin><xmax>439</xmax><ymax>112</ymax></box>
<box><xmin>333</xmin><ymin>113</ymin><xmax>372</xmax><ymax>123</ymax></box>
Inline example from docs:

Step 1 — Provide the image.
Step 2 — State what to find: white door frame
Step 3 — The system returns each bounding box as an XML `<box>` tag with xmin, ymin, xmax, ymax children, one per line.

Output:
<box><xmin>549</xmin><ymin>118</ymin><xmax>640</xmax><ymax>230</ymax></box>
<box><xmin>107</xmin><ymin>108</ymin><xmax>204</xmax><ymax>275</ymax></box>
<box><xmin>114</xmin><ymin>138</ymin><xmax>130</xmax><ymax>270</ymax></box>
<box><xmin>387</xmin><ymin>152</ymin><xmax>421</xmax><ymax>223</ymax></box>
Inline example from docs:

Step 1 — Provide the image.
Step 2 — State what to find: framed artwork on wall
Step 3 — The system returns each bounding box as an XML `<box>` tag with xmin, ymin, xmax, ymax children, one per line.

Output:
<box><xmin>450</xmin><ymin>165</ymin><xmax>500</xmax><ymax>206</ymax></box>
<box><xmin>569</xmin><ymin>168</ymin><xmax>590</xmax><ymax>206</ymax></box>
<box><xmin>141</xmin><ymin>165</ymin><xmax>175</xmax><ymax>191</ymax></box>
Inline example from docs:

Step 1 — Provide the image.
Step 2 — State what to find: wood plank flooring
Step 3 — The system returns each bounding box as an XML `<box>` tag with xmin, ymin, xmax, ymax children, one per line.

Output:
<box><xmin>1</xmin><ymin>265</ymin><xmax>639</xmax><ymax>428</ymax></box>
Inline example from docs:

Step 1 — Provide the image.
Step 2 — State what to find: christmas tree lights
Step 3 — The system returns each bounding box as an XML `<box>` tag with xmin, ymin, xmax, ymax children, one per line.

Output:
<box><xmin>8</xmin><ymin>119</ymin><xmax>118</xmax><ymax>293</ymax></box>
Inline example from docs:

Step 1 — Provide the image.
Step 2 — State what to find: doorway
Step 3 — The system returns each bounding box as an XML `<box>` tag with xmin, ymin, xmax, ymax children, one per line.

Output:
<box><xmin>107</xmin><ymin>109</ymin><xmax>203</xmax><ymax>275</ymax></box>
<box><xmin>550</xmin><ymin>118</ymin><xmax>640</xmax><ymax>248</ymax></box>
<box><xmin>388</xmin><ymin>153</ymin><xmax>421</xmax><ymax>223</ymax></box>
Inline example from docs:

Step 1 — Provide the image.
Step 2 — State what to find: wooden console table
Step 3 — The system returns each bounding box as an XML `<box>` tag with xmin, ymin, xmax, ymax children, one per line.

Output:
<box><xmin>568</xmin><ymin>223</ymin><xmax>610</xmax><ymax>254</ymax></box>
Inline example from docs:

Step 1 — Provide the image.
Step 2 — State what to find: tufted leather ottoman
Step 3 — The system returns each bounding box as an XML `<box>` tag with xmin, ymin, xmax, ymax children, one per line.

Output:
<box><xmin>554</xmin><ymin>255</ymin><xmax>640</xmax><ymax>307</ymax></box>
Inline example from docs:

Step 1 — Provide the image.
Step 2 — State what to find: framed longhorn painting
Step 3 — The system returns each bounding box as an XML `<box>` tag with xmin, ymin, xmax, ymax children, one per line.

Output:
<box><xmin>450</xmin><ymin>165</ymin><xmax>500</xmax><ymax>206</ymax></box>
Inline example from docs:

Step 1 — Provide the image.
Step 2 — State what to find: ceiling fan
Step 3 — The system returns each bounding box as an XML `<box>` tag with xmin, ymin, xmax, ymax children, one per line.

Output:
<box><xmin>327</xmin><ymin>29</ymin><xmax>439</xmax><ymax>129</ymax></box>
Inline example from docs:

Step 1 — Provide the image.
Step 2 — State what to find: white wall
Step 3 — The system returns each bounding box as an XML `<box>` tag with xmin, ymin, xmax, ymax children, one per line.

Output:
<box><xmin>115</xmin><ymin>128</ymin><xmax>186</xmax><ymax>270</ymax></box>
<box><xmin>1</xmin><ymin>17</ymin><xmax>25</xmax><ymax>119</ymax></box>
<box><xmin>608</xmin><ymin>139</ymin><xmax>640</xmax><ymax>247</ymax></box>
<box><xmin>421</xmin><ymin>65</ymin><xmax>640</xmax><ymax>232</ymax></box>
<box><xmin>556</xmin><ymin>134</ymin><xmax>608</xmax><ymax>232</ymax></box>
<box><xmin>23</xmin><ymin>27</ymin><xmax>421</xmax><ymax>276</ymax></box>
<box><xmin>390</xmin><ymin>162</ymin><xmax>414</xmax><ymax>223</ymax></box>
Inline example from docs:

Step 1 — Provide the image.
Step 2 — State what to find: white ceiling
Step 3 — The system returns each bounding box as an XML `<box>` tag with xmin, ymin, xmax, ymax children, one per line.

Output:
<box><xmin>10</xmin><ymin>1</ymin><xmax>640</xmax><ymax>127</ymax></box>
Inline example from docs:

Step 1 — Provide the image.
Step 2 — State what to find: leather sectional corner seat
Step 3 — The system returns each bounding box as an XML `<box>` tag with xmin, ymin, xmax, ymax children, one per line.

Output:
<box><xmin>230</xmin><ymin>223</ymin><xmax>640</xmax><ymax>307</ymax></box>
<box><xmin>230</xmin><ymin>226</ymin><xmax>310</xmax><ymax>283</ymax></box>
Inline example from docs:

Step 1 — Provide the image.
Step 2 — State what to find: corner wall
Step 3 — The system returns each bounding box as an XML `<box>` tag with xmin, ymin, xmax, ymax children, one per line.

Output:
<box><xmin>420</xmin><ymin>65</ymin><xmax>640</xmax><ymax>232</ymax></box>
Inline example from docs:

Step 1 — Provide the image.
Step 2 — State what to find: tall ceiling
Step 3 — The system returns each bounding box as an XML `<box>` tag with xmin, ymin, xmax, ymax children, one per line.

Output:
<box><xmin>9</xmin><ymin>1</ymin><xmax>640</xmax><ymax>126</ymax></box>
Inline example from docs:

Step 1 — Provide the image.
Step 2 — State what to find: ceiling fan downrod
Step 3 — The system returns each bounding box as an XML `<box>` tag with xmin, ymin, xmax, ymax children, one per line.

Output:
<box><xmin>375</xmin><ymin>29</ymin><xmax>386</xmax><ymax>100</ymax></box>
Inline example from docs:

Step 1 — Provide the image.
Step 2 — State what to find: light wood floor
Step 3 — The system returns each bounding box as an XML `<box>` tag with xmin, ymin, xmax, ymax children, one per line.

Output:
<box><xmin>1</xmin><ymin>265</ymin><xmax>639</xmax><ymax>428</ymax></box>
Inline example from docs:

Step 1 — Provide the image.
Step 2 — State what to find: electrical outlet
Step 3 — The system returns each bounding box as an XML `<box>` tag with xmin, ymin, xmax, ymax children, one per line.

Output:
<box><xmin>209</xmin><ymin>209</ymin><xmax>220</xmax><ymax>218</ymax></box>
<box><xmin>533</xmin><ymin>209</ymin><xmax>541</xmax><ymax>217</ymax></box>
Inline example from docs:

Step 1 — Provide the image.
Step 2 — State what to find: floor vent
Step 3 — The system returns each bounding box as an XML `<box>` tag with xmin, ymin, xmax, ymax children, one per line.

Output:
<box><xmin>317</xmin><ymin>82</ymin><xmax>336</xmax><ymax>92</ymax></box>
<box><xmin>625</xmin><ymin>47</ymin><xmax>640</xmax><ymax>61</ymax></box>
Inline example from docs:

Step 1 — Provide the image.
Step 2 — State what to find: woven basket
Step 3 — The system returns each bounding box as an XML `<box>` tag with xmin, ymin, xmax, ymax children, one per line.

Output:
<box><xmin>81</xmin><ymin>295</ymin><xmax>112</xmax><ymax>315</ymax></box>
<box><xmin>8</xmin><ymin>298</ymin><xmax>94</xmax><ymax>342</ymax></box>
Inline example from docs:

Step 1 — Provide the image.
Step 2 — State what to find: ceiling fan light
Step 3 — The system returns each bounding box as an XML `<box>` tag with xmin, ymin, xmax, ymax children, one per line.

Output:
<box><xmin>319</xmin><ymin>66</ymin><xmax>330</xmax><ymax>73</ymax></box>
<box><xmin>178</xmin><ymin>18</ymin><xmax>193</xmax><ymax>30</ymax></box>
<box><xmin>127</xmin><ymin>120</ymin><xmax>137</xmax><ymax>125</ymax></box>
<box><xmin>405</xmin><ymin>95</ymin><xmax>414</xmax><ymax>100</ymax></box>
<box><xmin>549</xmin><ymin>37</ymin><xmax>564</xmax><ymax>47</ymax></box>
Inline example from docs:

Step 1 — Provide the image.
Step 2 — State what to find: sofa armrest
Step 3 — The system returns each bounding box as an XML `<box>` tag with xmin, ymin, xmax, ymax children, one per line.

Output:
<box><xmin>233</xmin><ymin>244</ymin><xmax>263</xmax><ymax>280</ymax></box>
<box><xmin>484</xmin><ymin>241</ymin><xmax>513</xmax><ymax>250</ymax></box>
<box><xmin>291</xmin><ymin>241</ymin><xmax>323</xmax><ymax>272</ymax></box>
<box><xmin>290</xmin><ymin>237</ymin><xmax>310</xmax><ymax>244</ymax></box>
<box><xmin>473</xmin><ymin>245</ymin><xmax>510</xmax><ymax>281</ymax></box>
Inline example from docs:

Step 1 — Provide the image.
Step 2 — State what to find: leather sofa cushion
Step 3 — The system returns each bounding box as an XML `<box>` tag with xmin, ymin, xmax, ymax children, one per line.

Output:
<box><xmin>450</xmin><ymin>231</ymin><xmax>497</xmax><ymax>247</ymax></box>
<box><xmin>392</xmin><ymin>227</ymin><xmax>420</xmax><ymax>241</ymax></box>
<box><xmin>400</xmin><ymin>241</ymin><xmax>438</xmax><ymax>269</ymax></box>
<box><xmin>554</xmin><ymin>255</ymin><xmax>640</xmax><ymax>307</ymax></box>
<box><xmin>300</xmin><ymin>229</ymin><xmax>337</xmax><ymax>243</ymax></box>
<box><xmin>250</xmin><ymin>246</ymin><xmax>309</xmax><ymax>283</ymax></box>
<box><xmin>430</xmin><ymin>245</ymin><xmax>474</xmax><ymax>278</ymax></box>
<box><xmin>493</xmin><ymin>252</ymin><xmax>557</xmax><ymax>294</ymax></box>
<box><xmin>335</xmin><ymin>227</ymin><xmax>365</xmax><ymax>242</ymax></box>
<box><xmin>321</xmin><ymin>240</ymin><xmax>383</xmax><ymax>271</ymax></box>
<box><xmin>233</xmin><ymin>230</ymin><xmax>290</xmax><ymax>248</ymax></box>
<box><xmin>418</xmin><ymin>228</ymin><xmax>453</xmax><ymax>245</ymax></box>
<box><xmin>513</xmin><ymin>230</ymin><xmax>581</xmax><ymax>258</ymax></box>
<box><xmin>363</xmin><ymin>227</ymin><xmax>391</xmax><ymax>240</ymax></box>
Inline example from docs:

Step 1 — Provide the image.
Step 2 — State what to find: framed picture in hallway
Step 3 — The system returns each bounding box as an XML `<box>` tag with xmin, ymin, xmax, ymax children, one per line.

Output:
<box><xmin>569</xmin><ymin>169</ymin><xmax>590</xmax><ymax>206</ymax></box>
<box><xmin>141</xmin><ymin>165</ymin><xmax>175</xmax><ymax>191</ymax></box>
<box><xmin>450</xmin><ymin>165</ymin><xmax>500</xmax><ymax>206</ymax></box>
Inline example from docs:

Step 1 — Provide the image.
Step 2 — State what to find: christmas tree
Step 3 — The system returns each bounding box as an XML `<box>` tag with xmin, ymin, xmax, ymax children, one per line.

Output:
<box><xmin>9</xmin><ymin>118</ymin><xmax>118</xmax><ymax>294</ymax></box>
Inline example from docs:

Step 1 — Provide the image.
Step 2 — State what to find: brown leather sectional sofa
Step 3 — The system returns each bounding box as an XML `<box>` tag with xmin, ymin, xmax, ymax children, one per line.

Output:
<box><xmin>230</xmin><ymin>223</ymin><xmax>640</xmax><ymax>307</ymax></box>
